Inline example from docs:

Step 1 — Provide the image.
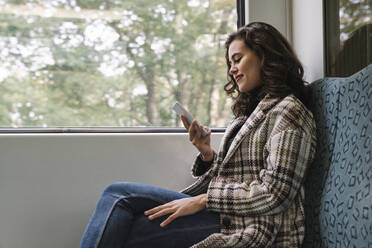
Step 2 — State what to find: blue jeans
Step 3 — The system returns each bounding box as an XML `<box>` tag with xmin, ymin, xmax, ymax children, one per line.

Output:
<box><xmin>80</xmin><ymin>182</ymin><xmax>220</xmax><ymax>248</ymax></box>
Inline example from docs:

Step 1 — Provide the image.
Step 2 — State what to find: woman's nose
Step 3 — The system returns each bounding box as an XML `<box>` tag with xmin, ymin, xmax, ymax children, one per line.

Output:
<box><xmin>229</xmin><ymin>65</ymin><xmax>237</xmax><ymax>75</ymax></box>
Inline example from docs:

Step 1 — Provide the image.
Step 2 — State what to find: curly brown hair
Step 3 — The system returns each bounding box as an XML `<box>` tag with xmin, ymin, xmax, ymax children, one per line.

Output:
<box><xmin>224</xmin><ymin>22</ymin><xmax>311</xmax><ymax>117</ymax></box>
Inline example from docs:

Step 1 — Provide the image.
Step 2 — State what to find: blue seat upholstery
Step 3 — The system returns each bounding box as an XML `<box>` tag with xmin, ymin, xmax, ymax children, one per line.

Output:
<box><xmin>303</xmin><ymin>65</ymin><xmax>372</xmax><ymax>247</ymax></box>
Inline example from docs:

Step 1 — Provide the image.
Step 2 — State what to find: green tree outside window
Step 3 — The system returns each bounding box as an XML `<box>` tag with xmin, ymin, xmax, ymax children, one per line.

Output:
<box><xmin>0</xmin><ymin>0</ymin><xmax>236</xmax><ymax>127</ymax></box>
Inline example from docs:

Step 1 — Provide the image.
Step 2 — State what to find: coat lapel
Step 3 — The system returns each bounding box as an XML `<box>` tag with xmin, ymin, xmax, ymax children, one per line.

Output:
<box><xmin>220</xmin><ymin>95</ymin><xmax>282</xmax><ymax>166</ymax></box>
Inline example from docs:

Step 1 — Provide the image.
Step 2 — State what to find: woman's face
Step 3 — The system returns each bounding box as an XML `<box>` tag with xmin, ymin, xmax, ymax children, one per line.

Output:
<box><xmin>228</xmin><ymin>39</ymin><xmax>261</xmax><ymax>93</ymax></box>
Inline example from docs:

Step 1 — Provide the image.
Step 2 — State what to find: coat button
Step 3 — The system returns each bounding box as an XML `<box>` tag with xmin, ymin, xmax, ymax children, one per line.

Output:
<box><xmin>222</xmin><ymin>217</ymin><xmax>231</xmax><ymax>228</ymax></box>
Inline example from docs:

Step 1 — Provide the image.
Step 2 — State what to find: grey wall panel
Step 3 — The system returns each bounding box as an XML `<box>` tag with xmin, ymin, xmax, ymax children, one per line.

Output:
<box><xmin>0</xmin><ymin>133</ymin><xmax>223</xmax><ymax>248</ymax></box>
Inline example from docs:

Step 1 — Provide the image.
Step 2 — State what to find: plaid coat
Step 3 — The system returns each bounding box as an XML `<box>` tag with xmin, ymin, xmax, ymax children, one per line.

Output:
<box><xmin>181</xmin><ymin>94</ymin><xmax>317</xmax><ymax>248</ymax></box>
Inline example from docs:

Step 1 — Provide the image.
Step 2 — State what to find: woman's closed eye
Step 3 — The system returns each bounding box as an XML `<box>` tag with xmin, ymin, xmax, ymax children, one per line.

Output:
<box><xmin>233</xmin><ymin>57</ymin><xmax>242</xmax><ymax>63</ymax></box>
<box><xmin>230</xmin><ymin>57</ymin><xmax>242</xmax><ymax>66</ymax></box>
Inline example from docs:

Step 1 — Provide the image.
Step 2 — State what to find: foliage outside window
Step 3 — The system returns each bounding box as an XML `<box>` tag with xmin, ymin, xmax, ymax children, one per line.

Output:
<box><xmin>0</xmin><ymin>0</ymin><xmax>236</xmax><ymax>128</ymax></box>
<box><xmin>325</xmin><ymin>0</ymin><xmax>371</xmax><ymax>77</ymax></box>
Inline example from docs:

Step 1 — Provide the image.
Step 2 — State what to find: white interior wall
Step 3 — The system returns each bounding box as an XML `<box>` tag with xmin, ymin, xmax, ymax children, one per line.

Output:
<box><xmin>292</xmin><ymin>0</ymin><xmax>324</xmax><ymax>82</ymax></box>
<box><xmin>246</xmin><ymin>0</ymin><xmax>292</xmax><ymax>41</ymax></box>
<box><xmin>245</xmin><ymin>0</ymin><xmax>324</xmax><ymax>83</ymax></box>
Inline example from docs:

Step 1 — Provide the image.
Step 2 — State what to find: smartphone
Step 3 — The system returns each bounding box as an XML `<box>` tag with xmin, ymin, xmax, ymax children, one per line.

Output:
<box><xmin>173</xmin><ymin>102</ymin><xmax>208</xmax><ymax>136</ymax></box>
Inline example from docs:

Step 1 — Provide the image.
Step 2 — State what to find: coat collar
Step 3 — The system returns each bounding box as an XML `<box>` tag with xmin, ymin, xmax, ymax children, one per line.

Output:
<box><xmin>219</xmin><ymin>94</ymin><xmax>282</xmax><ymax>166</ymax></box>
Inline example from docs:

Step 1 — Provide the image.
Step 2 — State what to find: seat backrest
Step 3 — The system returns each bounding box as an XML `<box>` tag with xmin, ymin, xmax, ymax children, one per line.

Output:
<box><xmin>303</xmin><ymin>65</ymin><xmax>372</xmax><ymax>248</ymax></box>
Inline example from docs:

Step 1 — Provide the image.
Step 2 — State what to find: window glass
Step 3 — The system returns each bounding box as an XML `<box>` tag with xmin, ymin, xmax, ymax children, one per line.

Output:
<box><xmin>0</xmin><ymin>0</ymin><xmax>236</xmax><ymax>127</ymax></box>
<box><xmin>325</xmin><ymin>0</ymin><xmax>371</xmax><ymax>77</ymax></box>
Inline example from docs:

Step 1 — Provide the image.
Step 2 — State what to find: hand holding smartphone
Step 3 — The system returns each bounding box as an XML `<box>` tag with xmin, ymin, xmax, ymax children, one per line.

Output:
<box><xmin>173</xmin><ymin>102</ymin><xmax>208</xmax><ymax>136</ymax></box>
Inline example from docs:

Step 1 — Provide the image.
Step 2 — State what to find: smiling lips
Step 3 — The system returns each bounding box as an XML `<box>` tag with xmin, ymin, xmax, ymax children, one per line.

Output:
<box><xmin>235</xmin><ymin>74</ymin><xmax>243</xmax><ymax>82</ymax></box>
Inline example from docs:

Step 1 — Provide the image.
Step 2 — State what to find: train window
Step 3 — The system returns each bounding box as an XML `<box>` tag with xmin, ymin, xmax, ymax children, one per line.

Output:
<box><xmin>0</xmin><ymin>0</ymin><xmax>237</xmax><ymax>128</ymax></box>
<box><xmin>325</xmin><ymin>0</ymin><xmax>371</xmax><ymax>77</ymax></box>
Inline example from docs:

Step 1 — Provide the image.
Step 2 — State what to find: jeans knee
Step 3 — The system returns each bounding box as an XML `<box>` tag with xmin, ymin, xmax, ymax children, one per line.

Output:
<box><xmin>102</xmin><ymin>181</ymin><xmax>139</xmax><ymax>197</ymax></box>
<box><xmin>103</xmin><ymin>182</ymin><xmax>125</xmax><ymax>195</ymax></box>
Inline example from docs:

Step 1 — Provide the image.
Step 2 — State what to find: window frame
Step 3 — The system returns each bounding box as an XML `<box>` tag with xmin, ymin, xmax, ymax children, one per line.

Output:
<box><xmin>0</xmin><ymin>1</ymin><xmax>245</xmax><ymax>134</ymax></box>
<box><xmin>0</xmin><ymin>127</ymin><xmax>226</xmax><ymax>133</ymax></box>
<box><xmin>237</xmin><ymin>0</ymin><xmax>245</xmax><ymax>28</ymax></box>
<box><xmin>324</xmin><ymin>0</ymin><xmax>340</xmax><ymax>77</ymax></box>
<box><xmin>324</xmin><ymin>0</ymin><xmax>371</xmax><ymax>77</ymax></box>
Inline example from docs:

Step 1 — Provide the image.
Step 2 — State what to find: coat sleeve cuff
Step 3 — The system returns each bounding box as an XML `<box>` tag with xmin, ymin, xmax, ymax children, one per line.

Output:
<box><xmin>192</xmin><ymin>152</ymin><xmax>216</xmax><ymax>177</ymax></box>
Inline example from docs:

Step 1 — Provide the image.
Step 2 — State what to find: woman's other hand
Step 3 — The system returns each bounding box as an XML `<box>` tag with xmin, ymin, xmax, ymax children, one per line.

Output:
<box><xmin>180</xmin><ymin>115</ymin><xmax>214</xmax><ymax>161</ymax></box>
<box><xmin>144</xmin><ymin>194</ymin><xmax>207</xmax><ymax>227</ymax></box>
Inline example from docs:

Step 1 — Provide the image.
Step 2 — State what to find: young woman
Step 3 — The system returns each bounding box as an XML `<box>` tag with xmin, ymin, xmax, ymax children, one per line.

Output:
<box><xmin>80</xmin><ymin>22</ymin><xmax>316</xmax><ymax>248</ymax></box>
